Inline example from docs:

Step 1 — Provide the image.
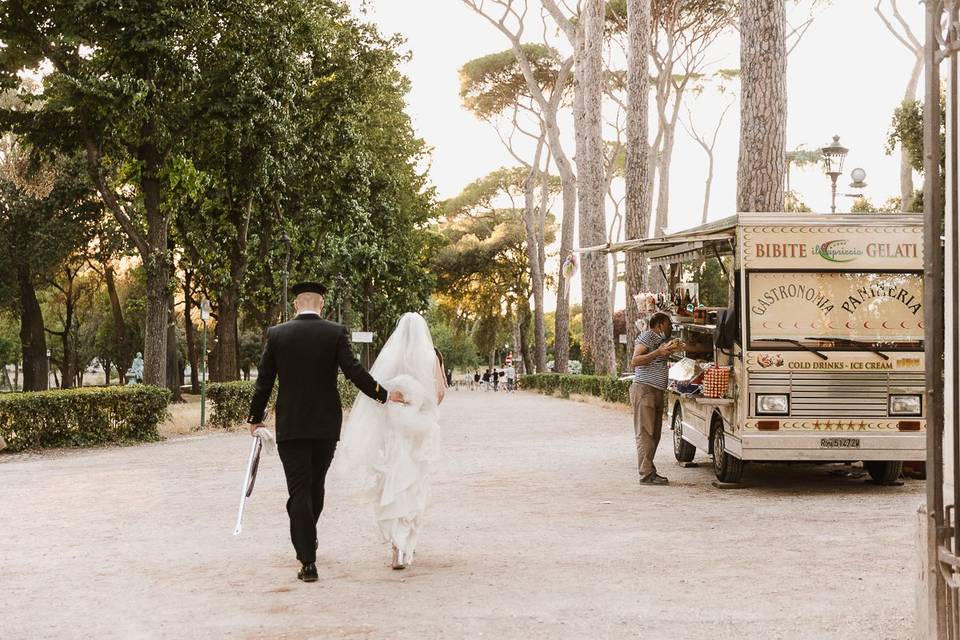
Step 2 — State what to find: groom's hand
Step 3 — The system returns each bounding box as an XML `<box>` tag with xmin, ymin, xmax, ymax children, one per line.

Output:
<box><xmin>388</xmin><ymin>390</ymin><xmax>406</xmax><ymax>404</ymax></box>
<box><xmin>249</xmin><ymin>422</ymin><xmax>265</xmax><ymax>436</ymax></box>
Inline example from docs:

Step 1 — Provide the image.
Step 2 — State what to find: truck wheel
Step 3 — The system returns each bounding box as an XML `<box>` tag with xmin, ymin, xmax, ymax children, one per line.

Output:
<box><xmin>865</xmin><ymin>461</ymin><xmax>902</xmax><ymax>484</ymax></box>
<box><xmin>712</xmin><ymin>419</ymin><xmax>744</xmax><ymax>483</ymax></box>
<box><xmin>672</xmin><ymin>406</ymin><xmax>696</xmax><ymax>463</ymax></box>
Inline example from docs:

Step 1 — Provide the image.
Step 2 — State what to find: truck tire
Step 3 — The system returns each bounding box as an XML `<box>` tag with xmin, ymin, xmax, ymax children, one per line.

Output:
<box><xmin>712</xmin><ymin>418</ymin><xmax>744</xmax><ymax>483</ymax></box>
<box><xmin>865</xmin><ymin>461</ymin><xmax>902</xmax><ymax>484</ymax></box>
<box><xmin>672</xmin><ymin>406</ymin><xmax>696</xmax><ymax>463</ymax></box>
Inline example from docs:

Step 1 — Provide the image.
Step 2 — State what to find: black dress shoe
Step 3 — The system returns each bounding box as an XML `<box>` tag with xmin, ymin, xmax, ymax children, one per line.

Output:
<box><xmin>298</xmin><ymin>562</ymin><xmax>318</xmax><ymax>582</ymax></box>
<box><xmin>639</xmin><ymin>473</ymin><xmax>669</xmax><ymax>486</ymax></box>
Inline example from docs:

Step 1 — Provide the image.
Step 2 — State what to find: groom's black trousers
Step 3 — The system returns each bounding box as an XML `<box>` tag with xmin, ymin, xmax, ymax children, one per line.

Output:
<box><xmin>277</xmin><ymin>438</ymin><xmax>338</xmax><ymax>565</ymax></box>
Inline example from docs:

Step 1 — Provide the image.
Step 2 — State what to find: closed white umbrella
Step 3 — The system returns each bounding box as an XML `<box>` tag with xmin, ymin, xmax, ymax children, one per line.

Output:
<box><xmin>233</xmin><ymin>427</ymin><xmax>275</xmax><ymax>536</ymax></box>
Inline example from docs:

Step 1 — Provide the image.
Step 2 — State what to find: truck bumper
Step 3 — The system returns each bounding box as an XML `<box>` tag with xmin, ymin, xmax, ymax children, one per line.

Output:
<box><xmin>736</xmin><ymin>432</ymin><xmax>926</xmax><ymax>461</ymax></box>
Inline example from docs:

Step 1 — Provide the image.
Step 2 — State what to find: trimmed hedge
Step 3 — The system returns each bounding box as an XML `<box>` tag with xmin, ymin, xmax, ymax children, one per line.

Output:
<box><xmin>0</xmin><ymin>385</ymin><xmax>171</xmax><ymax>452</ymax></box>
<box><xmin>207</xmin><ymin>376</ymin><xmax>361</xmax><ymax>429</ymax></box>
<box><xmin>519</xmin><ymin>373</ymin><xmax>632</xmax><ymax>405</ymax></box>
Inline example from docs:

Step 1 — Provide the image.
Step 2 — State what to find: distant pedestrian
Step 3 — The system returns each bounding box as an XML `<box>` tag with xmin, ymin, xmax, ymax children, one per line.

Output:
<box><xmin>482</xmin><ymin>368</ymin><xmax>491</xmax><ymax>391</ymax></box>
<box><xmin>492</xmin><ymin>369</ymin><xmax>500</xmax><ymax>392</ymax></box>
<box><xmin>505</xmin><ymin>364</ymin><xmax>516</xmax><ymax>392</ymax></box>
<box><xmin>473</xmin><ymin>370</ymin><xmax>481</xmax><ymax>391</ymax></box>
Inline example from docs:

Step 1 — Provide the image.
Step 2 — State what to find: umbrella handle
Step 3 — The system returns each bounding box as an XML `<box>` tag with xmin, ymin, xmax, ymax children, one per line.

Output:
<box><xmin>233</xmin><ymin>437</ymin><xmax>261</xmax><ymax>536</ymax></box>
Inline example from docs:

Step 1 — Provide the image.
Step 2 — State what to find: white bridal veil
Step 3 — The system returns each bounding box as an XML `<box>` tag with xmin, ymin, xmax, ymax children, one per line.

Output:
<box><xmin>339</xmin><ymin>312</ymin><xmax>440</xmax><ymax>474</ymax></box>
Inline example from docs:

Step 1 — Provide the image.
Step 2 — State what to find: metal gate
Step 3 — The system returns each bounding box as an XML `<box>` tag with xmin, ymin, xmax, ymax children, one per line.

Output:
<box><xmin>925</xmin><ymin>2</ymin><xmax>960</xmax><ymax>636</ymax></box>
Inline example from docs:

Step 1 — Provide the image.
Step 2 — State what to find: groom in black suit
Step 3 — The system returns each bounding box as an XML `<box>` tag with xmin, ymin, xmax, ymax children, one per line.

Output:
<box><xmin>248</xmin><ymin>281</ymin><xmax>403</xmax><ymax>582</ymax></box>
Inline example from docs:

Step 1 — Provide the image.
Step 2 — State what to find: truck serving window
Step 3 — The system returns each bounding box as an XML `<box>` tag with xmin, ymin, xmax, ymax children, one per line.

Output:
<box><xmin>746</xmin><ymin>271</ymin><xmax>923</xmax><ymax>349</ymax></box>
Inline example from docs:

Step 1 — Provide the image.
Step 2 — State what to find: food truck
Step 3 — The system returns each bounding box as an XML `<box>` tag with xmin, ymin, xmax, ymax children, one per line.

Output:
<box><xmin>585</xmin><ymin>212</ymin><xmax>925</xmax><ymax>483</ymax></box>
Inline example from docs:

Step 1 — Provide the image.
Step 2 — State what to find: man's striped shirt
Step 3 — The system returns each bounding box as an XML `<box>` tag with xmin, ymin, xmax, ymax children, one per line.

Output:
<box><xmin>634</xmin><ymin>329</ymin><xmax>669</xmax><ymax>390</ymax></box>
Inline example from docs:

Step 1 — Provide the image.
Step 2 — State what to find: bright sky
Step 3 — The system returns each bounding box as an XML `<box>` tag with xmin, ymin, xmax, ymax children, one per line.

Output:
<box><xmin>346</xmin><ymin>0</ymin><xmax>925</xmax><ymax>309</ymax></box>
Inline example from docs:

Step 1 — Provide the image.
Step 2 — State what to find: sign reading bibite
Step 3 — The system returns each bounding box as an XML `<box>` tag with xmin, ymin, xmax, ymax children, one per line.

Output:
<box><xmin>742</xmin><ymin>224</ymin><xmax>923</xmax><ymax>270</ymax></box>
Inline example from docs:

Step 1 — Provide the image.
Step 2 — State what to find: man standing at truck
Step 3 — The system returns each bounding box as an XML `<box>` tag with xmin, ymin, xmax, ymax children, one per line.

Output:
<box><xmin>630</xmin><ymin>312</ymin><xmax>683</xmax><ymax>486</ymax></box>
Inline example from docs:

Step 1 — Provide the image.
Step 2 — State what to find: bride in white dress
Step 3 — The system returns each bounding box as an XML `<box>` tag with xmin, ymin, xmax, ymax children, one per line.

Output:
<box><xmin>340</xmin><ymin>312</ymin><xmax>446</xmax><ymax>570</ymax></box>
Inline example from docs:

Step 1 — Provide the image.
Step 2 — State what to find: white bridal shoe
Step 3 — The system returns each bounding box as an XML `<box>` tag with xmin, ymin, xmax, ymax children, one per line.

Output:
<box><xmin>392</xmin><ymin>546</ymin><xmax>415</xmax><ymax>570</ymax></box>
<box><xmin>392</xmin><ymin>545</ymin><xmax>406</xmax><ymax>570</ymax></box>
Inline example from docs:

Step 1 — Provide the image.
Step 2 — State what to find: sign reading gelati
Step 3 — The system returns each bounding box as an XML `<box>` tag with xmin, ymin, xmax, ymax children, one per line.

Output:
<box><xmin>742</xmin><ymin>225</ymin><xmax>923</xmax><ymax>269</ymax></box>
<box><xmin>748</xmin><ymin>271</ymin><xmax>923</xmax><ymax>341</ymax></box>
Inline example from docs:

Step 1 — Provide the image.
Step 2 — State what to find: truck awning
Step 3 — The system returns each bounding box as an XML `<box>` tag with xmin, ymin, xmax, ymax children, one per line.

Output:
<box><xmin>577</xmin><ymin>215</ymin><xmax>738</xmax><ymax>257</ymax></box>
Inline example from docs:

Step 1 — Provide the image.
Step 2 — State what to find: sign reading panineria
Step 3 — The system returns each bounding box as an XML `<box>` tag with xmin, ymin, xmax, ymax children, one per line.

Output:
<box><xmin>748</xmin><ymin>272</ymin><xmax>923</xmax><ymax>341</ymax></box>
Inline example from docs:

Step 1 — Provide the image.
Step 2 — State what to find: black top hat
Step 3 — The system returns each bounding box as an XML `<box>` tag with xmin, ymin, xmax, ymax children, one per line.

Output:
<box><xmin>290</xmin><ymin>281</ymin><xmax>328</xmax><ymax>296</ymax></box>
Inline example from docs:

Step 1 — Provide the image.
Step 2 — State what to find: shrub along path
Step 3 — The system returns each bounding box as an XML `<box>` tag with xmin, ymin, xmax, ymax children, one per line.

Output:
<box><xmin>1</xmin><ymin>389</ymin><xmax>922</xmax><ymax>638</ymax></box>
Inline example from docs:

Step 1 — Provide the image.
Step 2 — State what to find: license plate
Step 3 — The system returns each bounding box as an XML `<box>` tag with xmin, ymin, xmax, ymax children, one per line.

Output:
<box><xmin>820</xmin><ymin>437</ymin><xmax>861</xmax><ymax>449</ymax></box>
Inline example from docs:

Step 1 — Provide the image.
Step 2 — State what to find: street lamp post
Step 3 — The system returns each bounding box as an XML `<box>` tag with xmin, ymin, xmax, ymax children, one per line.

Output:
<box><xmin>46</xmin><ymin>349</ymin><xmax>51</xmax><ymax>390</ymax></box>
<box><xmin>200</xmin><ymin>299</ymin><xmax>211</xmax><ymax>428</ymax></box>
<box><xmin>821</xmin><ymin>135</ymin><xmax>849</xmax><ymax>213</ymax></box>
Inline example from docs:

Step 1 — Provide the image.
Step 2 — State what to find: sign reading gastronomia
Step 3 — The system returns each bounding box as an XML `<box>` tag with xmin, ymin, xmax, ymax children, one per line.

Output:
<box><xmin>748</xmin><ymin>271</ymin><xmax>923</xmax><ymax>342</ymax></box>
<box><xmin>741</xmin><ymin>224</ymin><xmax>923</xmax><ymax>270</ymax></box>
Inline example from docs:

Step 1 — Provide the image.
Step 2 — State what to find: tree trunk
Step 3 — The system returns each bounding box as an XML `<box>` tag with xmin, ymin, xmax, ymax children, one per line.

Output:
<box><xmin>538</xmin><ymin>104</ymin><xmax>576</xmax><ymax>373</ymax></box>
<box><xmin>702</xmin><ymin>150</ymin><xmax>715</xmax><ymax>225</ymax></box>
<box><xmin>139</xmin><ymin>141</ymin><xmax>170</xmax><ymax>388</ymax></box>
<box><xmin>211</xmin><ymin>199</ymin><xmax>251</xmax><ymax>382</ymax></box>
<box><xmin>518</xmin><ymin>305</ymin><xmax>533</xmax><ymax>375</ymax></box>
<box><xmin>166</xmin><ymin>293</ymin><xmax>182</xmax><ymax>401</ymax></box>
<box><xmin>104</xmin><ymin>264</ymin><xmax>131</xmax><ymax>378</ymax></box>
<box><xmin>901</xmin><ymin>54</ymin><xmax>923</xmax><ymax>211</ymax></box>
<box><xmin>737</xmin><ymin>0</ymin><xmax>787</xmax><ymax>213</ymax></box>
<box><xmin>522</xmin><ymin>139</ymin><xmax>548</xmax><ymax>373</ymax></box>
<box><xmin>625</xmin><ymin>0</ymin><xmax>652</xmax><ymax>348</ymax></box>
<box><xmin>654</xmin><ymin>125</ymin><xmax>676</xmax><ymax>236</ymax></box>
<box><xmin>59</xmin><ymin>271</ymin><xmax>75</xmax><ymax>389</ymax></box>
<box><xmin>574</xmin><ymin>0</ymin><xmax>617</xmax><ymax>376</ymax></box>
<box><xmin>183</xmin><ymin>271</ymin><xmax>200</xmax><ymax>394</ymax></box>
<box><xmin>212</xmin><ymin>284</ymin><xmax>241</xmax><ymax>382</ymax></box>
<box><xmin>18</xmin><ymin>266</ymin><xmax>47</xmax><ymax>391</ymax></box>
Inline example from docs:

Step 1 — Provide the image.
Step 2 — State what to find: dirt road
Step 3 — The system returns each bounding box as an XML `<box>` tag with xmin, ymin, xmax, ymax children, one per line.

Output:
<box><xmin>1</xmin><ymin>390</ymin><xmax>921</xmax><ymax>639</ymax></box>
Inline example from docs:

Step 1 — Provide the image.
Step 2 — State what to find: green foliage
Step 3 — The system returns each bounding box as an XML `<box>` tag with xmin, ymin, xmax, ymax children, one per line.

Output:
<box><xmin>0</xmin><ymin>385</ymin><xmax>170</xmax><ymax>451</ymax></box>
<box><xmin>518</xmin><ymin>373</ymin><xmax>631</xmax><ymax>405</ymax></box>
<box><xmin>433</xmin><ymin>167</ymin><xmax>557</xmax><ymax>357</ymax></box>
<box><xmin>459</xmin><ymin>45</ymin><xmax>565</xmax><ymax>119</ymax></box>
<box><xmin>887</xmin><ymin>95</ymin><xmax>945</xmax><ymax>199</ymax></box>
<box><xmin>0</xmin><ymin>312</ymin><xmax>19</xmax><ymax>366</ymax></box>
<box><xmin>206</xmin><ymin>376</ymin><xmax>360</xmax><ymax>429</ymax></box>
<box><xmin>426</xmin><ymin>304</ymin><xmax>480</xmax><ymax>371</ymax></box>
<box><xmin>786</xmin><ymin>146</ymin><xmax>823</xmax><ymax>169</ymax></box>
<box><xmin>206</xmin><ymin>381</ymin><xmax>266</xmax><ymax>429</ymax></box>
<box><xmin>688</xmin><ymin>256</ymin><xmax>730</xmax><ymax>307</ymax></box>
<box><xmin>0</xmin><ymin>139</ymin><xmax>101</xmax><ymax>311</ymax></box>
<box><xmin>849</xmin><ymin>196</ymin><xmax>906</xmax><ymax>214</ymax></box>
<box><xmin>784</xmin><ymin>190</ymin><xmax>812</xmax><ymax>213</ymax></box>
<box><xmin>886</xmin><ymin>99</ymin><xmax>926</xmax><ymax>174</ymax></box>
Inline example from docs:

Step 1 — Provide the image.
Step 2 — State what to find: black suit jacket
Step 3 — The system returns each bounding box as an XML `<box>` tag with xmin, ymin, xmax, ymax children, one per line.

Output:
<box><xmin>247</xmin><ymin>315</ymin><xmax>388</xmax><ymax>441</ymax></box>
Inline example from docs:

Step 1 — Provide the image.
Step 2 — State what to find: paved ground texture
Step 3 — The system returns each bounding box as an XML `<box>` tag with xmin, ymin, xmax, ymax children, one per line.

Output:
<box><xmin>2</xmin><ymin>390</ymin><xmax>923</xmax><ymax>639</ymax></box>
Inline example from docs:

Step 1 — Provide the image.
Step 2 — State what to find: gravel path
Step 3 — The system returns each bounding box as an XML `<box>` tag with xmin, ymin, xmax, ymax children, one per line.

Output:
<box><xmin>1</xmin><ymin>390</ymin><xmax>922</xmax><ymax>639</ymax></box>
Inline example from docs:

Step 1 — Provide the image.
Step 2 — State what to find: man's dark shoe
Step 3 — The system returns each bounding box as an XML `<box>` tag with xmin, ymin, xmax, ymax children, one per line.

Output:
<box><xmin>298</xmin><ymin>562</ymin><xmax>318</xmax><ymax>582</ymax></box>
<box><xmin>640</xmin><ymin>473</ymin><xmax>669</xmax><ymax>486</ymax></box>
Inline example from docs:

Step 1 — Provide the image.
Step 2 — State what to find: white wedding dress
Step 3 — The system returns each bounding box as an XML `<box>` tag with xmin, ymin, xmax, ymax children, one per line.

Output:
<box><xmin>339</xmin><ymin>313</ymin><xmax>445</xmax><ymax>563</ymax></box>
